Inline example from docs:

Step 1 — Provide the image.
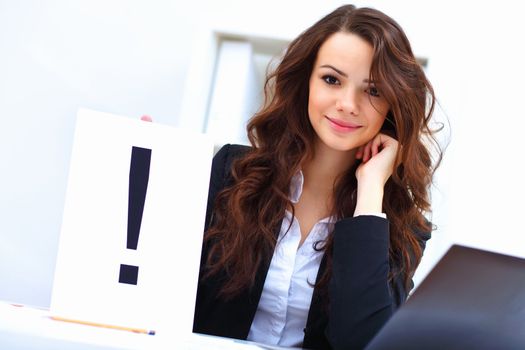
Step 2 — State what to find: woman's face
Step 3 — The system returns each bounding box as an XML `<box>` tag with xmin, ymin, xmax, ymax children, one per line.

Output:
<box><xmin>308</xmin><ymin>31</ymin><xmax>390</xmax><ymax>153</ymax></box>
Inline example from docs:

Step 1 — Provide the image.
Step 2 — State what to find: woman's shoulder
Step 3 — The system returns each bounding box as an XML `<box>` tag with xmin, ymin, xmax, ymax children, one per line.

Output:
<box><xmin>215</xmin><ymin>143</ymin><xmax>251</xmax><ymax>158</ymax></box>
<box><xmin>210</xmin><ymin>144</ymin><xmax>252</xmax><ymax>181</ymax></box>
<box><xmin>213</xmin><ymin>143</ymin><xmax>252</xmax><ymax>169</ymax></box>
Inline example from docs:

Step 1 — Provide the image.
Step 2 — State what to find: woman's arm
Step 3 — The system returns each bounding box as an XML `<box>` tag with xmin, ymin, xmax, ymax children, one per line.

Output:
<box><xmin>354</xmin><ymin>133</ymin><xmax>399</xmax><ymax>216</ymax></box>
<box><xmin>325</xmin><ymin>133</ymin><xmax>426</xmax><ymax>349</ymax></box>
<box><xmin>326</xmin><ymin>216</ymin><xmax>430</xmax><ymax>349</ymax></box>
<box><xmin>327</xmin><ymin>215</ymin><xmax>391</xmax><ymax>349</ymax></box>
<box><xmin>194</xmin><ymin>143</ymin><xmax>251</xmax><ymax>336</ymax></box>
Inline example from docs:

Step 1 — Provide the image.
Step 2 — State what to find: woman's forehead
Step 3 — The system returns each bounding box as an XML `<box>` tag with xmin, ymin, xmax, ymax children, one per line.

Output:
<box><xmin>314</xmin><ymin>32</ymin><xmax>374</xmax><ymax>78</ymax></box>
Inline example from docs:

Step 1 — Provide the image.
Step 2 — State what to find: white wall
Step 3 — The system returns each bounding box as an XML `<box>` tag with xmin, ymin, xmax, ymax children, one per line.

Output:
<box><xmin>1</xmin><ymin>0</ymin><xmax>524</xmax><ymax>307</ymax></box>
<box><xmin>0</xmin><ymin>0</ymin><xmax>199</xmax><ymax>307</ymax></box>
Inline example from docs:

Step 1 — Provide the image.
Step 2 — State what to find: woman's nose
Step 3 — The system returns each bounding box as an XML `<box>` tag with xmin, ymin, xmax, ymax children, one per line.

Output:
<box><xmin>336</xmin><ymin>88</ymin><xmax>360</xmax><ymax>116</ymax></box>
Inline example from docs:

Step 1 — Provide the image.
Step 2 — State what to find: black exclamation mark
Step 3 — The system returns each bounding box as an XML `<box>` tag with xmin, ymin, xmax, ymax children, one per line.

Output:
<box><xmin>119</xmin><ymin>146</ymin><xmax>152</xmax><ymax>285</ymax></box>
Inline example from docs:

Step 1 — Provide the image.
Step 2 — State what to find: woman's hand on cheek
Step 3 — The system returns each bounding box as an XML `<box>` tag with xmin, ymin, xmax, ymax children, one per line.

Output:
<box><xmin>355</xmin><ymin>133</ymin><xmax>399</xmax><ymax>187</ymax></box>
<box><xmin>353</xmin><ymin>133</ymin><xmax>399</xmax><ymax>216</ymax></box>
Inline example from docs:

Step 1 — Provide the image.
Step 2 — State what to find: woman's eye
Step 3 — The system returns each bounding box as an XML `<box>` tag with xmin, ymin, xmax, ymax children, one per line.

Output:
<box><xmin>367</xmin><ymin>86</ymin><xmax>381</xmax><ymax>97</ymax></box>
<box><xmin>322</xmin><ymin>75</ymin><xmax>339</xmax><ymax>85</ymax></box>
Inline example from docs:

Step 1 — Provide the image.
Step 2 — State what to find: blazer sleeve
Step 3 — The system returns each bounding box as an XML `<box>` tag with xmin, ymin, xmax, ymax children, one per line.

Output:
<box><xmin>194</xmin><ymin>143</ymin><xmax>251</xmax><ymax>335</ymax></box>
<box><xmin>326</xmin><ymin>215</ymin><xmax>430</xmax><ymax>350</ymax></box>
<box><xmin>203</xmin><ymin>144</ymin><xmax>229</xmax><ymax>232</ymax></box>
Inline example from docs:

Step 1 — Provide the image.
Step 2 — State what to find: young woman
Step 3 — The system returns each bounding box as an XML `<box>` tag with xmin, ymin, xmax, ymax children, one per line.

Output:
<box><xmin>188</xmin><ymin>4</ymin><xmax>439</xmax><ymax>350</ymax></box>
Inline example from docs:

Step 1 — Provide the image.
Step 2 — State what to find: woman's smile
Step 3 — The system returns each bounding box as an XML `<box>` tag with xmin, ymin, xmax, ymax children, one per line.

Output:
<box><xmin>325</xmin><ymin>116</ymin><xmax>362</xmax><ymax>133</ymax></box>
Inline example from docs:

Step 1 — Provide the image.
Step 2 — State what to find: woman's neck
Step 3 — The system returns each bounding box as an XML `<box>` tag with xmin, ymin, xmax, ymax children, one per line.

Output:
<box><xmin>301</xmin><ymin>139</ymin><xmax>357</xmax><ymax>198</ymax></box>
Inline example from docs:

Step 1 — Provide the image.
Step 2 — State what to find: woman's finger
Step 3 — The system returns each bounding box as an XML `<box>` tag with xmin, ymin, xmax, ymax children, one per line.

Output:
<box><xmin>356</xmin><ymin>145</ymin><xmax>364</xmax><ymax>159</ymax></box>
<box><xmin>363</xmin><ymin>140</ymin><xmax>373</xmax><ymax>162</ymax></box>
<box><xmin>371</xmin><ymin>135</ymin><xmax>382</xmax><ymax>157</ymax></box>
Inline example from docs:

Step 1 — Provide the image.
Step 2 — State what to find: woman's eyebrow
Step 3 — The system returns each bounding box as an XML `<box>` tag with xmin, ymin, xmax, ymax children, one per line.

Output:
<box><xmin>320</xmin><ymin>64</ymin><xmax>376</xmax><ymax>84</ymax></box>
<box><xmin>320</xmin><ymin>64</ymin><xmax>348</xmax><ymax>77</ymax></box>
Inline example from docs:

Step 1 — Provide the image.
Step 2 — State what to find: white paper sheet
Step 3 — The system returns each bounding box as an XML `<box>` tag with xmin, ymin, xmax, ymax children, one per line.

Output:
<box><xmin>51</xmin><ymin>108</ymin><xmax>213</xmax><ymax>337</ymax></box>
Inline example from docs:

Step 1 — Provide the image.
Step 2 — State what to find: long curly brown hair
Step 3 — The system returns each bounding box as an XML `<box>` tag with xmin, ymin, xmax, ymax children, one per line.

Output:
<box><xmin>204</xmin><ymin>4</ymin><xmax>442</xmax><ymax>298</ymax></box>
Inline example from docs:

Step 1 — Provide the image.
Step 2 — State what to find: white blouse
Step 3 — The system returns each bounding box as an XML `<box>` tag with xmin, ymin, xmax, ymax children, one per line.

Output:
<box><xmin>246</xmin><ymin>171</ymin><xmax>386</xmax><ymax>347</ymax></box>
<box><xmin>247</xmin><ymin>171</ymin><xmax>333</xmax><ymax>347</ymax></box>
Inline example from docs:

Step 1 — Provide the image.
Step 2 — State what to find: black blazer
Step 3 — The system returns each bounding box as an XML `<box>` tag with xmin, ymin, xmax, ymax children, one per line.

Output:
<box><xmin>193</xmin><ymin>144</ymin><xmax>430</xmax><ymax>350</ymax></box>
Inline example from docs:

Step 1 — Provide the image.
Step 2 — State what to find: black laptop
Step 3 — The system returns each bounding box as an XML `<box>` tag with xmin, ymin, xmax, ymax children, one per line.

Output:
<box><xmin>366</xmin><ymin>245</ymin><xmax>525</xmax><ymax>350</ymax></box>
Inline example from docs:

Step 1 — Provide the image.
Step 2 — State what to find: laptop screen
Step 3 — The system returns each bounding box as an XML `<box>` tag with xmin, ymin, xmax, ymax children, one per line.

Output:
<box><xmin>366</xmin><ymin>245</ymin><xmax>525</xmax><ymax>349</ymax></box>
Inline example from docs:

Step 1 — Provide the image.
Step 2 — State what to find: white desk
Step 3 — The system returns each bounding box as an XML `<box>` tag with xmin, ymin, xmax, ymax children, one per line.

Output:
<box><xmin>0</xmin><ymin>302</ymin><xmax>294</xmax><ymax>350</ymax></box>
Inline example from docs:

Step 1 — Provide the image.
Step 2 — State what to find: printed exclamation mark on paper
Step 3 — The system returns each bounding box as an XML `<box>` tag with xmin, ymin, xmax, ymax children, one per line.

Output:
<box><xmin>119</xmin><ymin>146</ymin><xmax>152</xmax><ymax>285</ymax></box>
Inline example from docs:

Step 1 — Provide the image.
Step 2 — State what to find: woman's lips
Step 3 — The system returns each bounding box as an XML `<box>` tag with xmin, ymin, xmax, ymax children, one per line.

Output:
<box><xmin>325</xmin><ymin>116</ymin><xmax>362</xmax><ymax>132</ymax></box>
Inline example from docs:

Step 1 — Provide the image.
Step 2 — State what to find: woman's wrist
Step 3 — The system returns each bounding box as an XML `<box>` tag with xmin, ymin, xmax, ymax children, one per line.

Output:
<box><xmin>354</xmin><ymin>181</ymin><xmax>384</xmax><ymax>217</ymax></box>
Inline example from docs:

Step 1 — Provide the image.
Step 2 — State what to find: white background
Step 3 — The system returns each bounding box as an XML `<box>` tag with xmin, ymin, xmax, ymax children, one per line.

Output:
<box><xmin>1</xmin><ymin>0</ymin><xmax>525</xmax><ymax>308</ymax></box>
